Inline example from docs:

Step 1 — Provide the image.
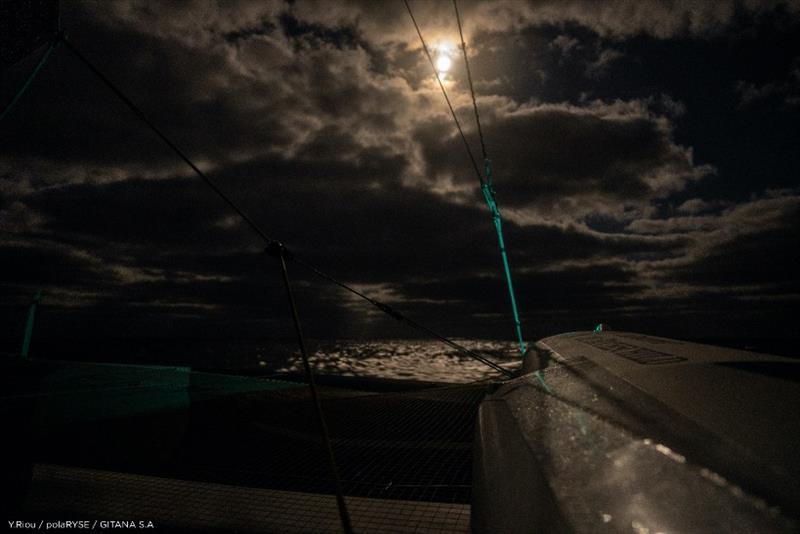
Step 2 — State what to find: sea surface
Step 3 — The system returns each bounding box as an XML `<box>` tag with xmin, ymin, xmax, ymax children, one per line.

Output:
<box><xmin>14</xmin><ymin>335</ymin><xmax>795</xmax><ymax>384</ymax></box>
<box><xmin>235</xmin><ymin>339</ymin><xmax>523</xmax><ymax>383</ymax></box>
<box><xmin>12</xmin><ymin>337</ymin><xmax>524</xmax><ymax>383</ymax></box>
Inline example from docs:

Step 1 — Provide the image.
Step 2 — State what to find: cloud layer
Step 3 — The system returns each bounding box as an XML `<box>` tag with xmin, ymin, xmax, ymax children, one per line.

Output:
<box><xmin>1</xmin><ymin>0</ymin><xmax>798</xmax><ymax>351</ymax></box>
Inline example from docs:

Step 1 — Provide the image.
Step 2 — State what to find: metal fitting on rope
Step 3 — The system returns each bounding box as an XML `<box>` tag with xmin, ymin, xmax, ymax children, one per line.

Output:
<box><xmin>265</xmin><ymin>241</ymin><xmax>293</xmax><ymax>261</ymax></box>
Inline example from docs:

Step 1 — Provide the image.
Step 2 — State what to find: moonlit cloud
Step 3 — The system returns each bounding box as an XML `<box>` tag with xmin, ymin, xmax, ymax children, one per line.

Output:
<box><xmin>1</xmin><ymin>0</ymin><xmax>798</xmax><ymax>347</ymax></box>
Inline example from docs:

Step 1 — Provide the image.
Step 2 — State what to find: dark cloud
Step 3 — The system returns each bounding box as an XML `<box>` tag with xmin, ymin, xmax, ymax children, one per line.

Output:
<box><xmin>0</xmin><ymin>241</ymin><xmax>108</xmax><ymax>288</ymax></box>
<box><xmin>549</xmin><ymin>34</ymin><xmax>581</xmax><ymax>57</ymax></box>
<box><xmin>420</xmin><ymin>100</ymin><xmax>709</xmax><ymax>218</ymax></box>
<box><xmin>1</xmin><ymin>0</ymin><xmax>799</xmax><ymax>350</ymax></box>
<box><xmin>736</xmin><ymin>65</ymin><xmax>800</xmax><ymax>108</ymax></box>
<box><xmin>641</xmin><ymin>193</ymin><xmax>800</xmax><ymax>290</ymax></box>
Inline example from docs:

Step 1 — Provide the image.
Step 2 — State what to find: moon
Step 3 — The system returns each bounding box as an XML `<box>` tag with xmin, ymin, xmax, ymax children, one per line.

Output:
<box><xmin>436</xmin><ymin>54</ymin><xmax>452</xmax><ymax>75</ymax></box>
<box><xmin>435</xmin><ymin>43</ymin><xmax>453</xmax><ymax>77</ymax></box>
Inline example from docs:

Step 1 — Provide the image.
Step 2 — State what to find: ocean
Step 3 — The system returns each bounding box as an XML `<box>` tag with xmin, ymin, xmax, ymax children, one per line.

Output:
<box><xmin>12</xmin><ymin>335</ymin><xmax>795</xmax><ymax>384</ymax></box>
<box><xmin>17</xmin><ymin>337</ymin><xmax>523</xmax><ymax>384</ymax></box>
<box><xmin>265</xmin><ymin>339</ymin><xmax>523</xmax><ymax>383</ymax></box>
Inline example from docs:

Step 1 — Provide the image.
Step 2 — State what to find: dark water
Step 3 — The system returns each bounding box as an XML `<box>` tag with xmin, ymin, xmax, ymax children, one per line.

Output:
<box><xmin>9</xmin><ymin>335</ymin><xmax>796</xmax><ymax>384</ymax></box>
<box><xmin>268</xmin><ymin>339</ymin><xmax>523</xmax><ymax>382</ymax></box>
<box><xmin>16</xmin><ymin>337</ymin><xmax>523</xmax><ymax>383</ymax></box>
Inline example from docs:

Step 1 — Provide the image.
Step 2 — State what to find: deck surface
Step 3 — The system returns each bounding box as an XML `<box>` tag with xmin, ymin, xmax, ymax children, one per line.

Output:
<box><xmin>26</xmin><ymin>463</ymin><xmax>471</xmax><ymax>533</ymax></box>
<box><xmin>4</xmin><ymin>359</ymin><xmax>488</xmax><ymax>531</ymax></box>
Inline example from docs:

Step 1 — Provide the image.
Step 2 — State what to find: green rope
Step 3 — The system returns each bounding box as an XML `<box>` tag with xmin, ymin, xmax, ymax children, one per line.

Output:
<box><xmin>20</xmin><ymin>290</ymin><xmax>42</xmax><ymax>359</ymax></box>
<box><xmin>452</xmin><ymin>2</ymin><xmax>528</xmax><ymax>358</ymax></box>
<box><xmin>0</xmin><ymin>39</ymin><xmax>60</xmax><ymax>124</ymax></box>
<box><xmin>481</xmin><ymin>159</ymin><xmax>527</xmax><ymax>356</ymax></box>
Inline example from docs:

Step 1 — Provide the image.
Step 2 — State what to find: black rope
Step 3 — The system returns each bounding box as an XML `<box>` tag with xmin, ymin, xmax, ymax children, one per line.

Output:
<box><xmin>453</xmin><ymin>0</ymin><xmax>487</xmax><ymax>162</ymax></box>
<box><xmin>61</xmin><ymin>35</ymin><xmax>513</xmax><ymax>378</ymax></box>
<box><xmin>294</xmin><ymin>256</ymin><xmax>514</xmax><ymax>377</ymax></box>
<box><xmin>273</xmin><ymin>244</ymin><xmax>354</xmax><ymax>534</ymax></box>
<box><xmin>60</xmin><ymin>36</ymin><xmax>274</xmax><ymax>245</ymax></box>
<box><xmin>405</xmin><ymin>1</ymin><xmax>528</xmax><ymax>363</ymax></box>
<box><xmin>402</xmin><ymin>0</ymin><xmax>485</xmax><ymax>186</ymax></box>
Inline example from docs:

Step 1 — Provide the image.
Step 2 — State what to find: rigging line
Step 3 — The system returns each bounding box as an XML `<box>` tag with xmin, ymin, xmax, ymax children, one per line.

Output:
<box><xmin>61</xmin><ymin>35</ymin><xmax>513</xmax><ymax>378</ymax></box>
<box><xmin>274</xmin><ymin>245</ymin><xmax>354</xmax><ymax>534</ymax></box>
<box><xmin>68</xmin><ymin>35</ymin><xmax>353</xmax><ymax>532</ymax></box>
<box><xmin>407</xmin><ymin>1</ymin><xmax>526</xmax><ymax>356</ymax></box>
<box><xmin>0</xmin><ymin>39</ymin><xmax>61</xmax><ymax>124</ymax></box>
<box><xmin>453</xmin><ymin>0</ymin><xmax>487</xmax><ymax>162</ymax></box>
<box><xmin>402</xmin><ymin>0</ymin><xmax>485</xmax><ymax>185</ymax></box>
<box><xmin>294</xmin><ymin>256</ymin><xmax>514</xmax><ymax>377</ymax></box>
<box><xmin>453</xmin><ymin>2</ymin><xmax>527</xmax><ymax>356</ymax></box>
<box><xmin>60</xmin><ymin>36</ymin><xmax>273</xmax><ymax>246</ymax></box>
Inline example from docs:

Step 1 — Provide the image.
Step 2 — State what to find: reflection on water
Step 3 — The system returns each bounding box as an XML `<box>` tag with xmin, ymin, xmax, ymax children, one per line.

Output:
<box><xmin>267</xmin><ymin>340</ymin><xmax>522</xmax><ymax>383</ymax></box>
<box><xmin>24</xmin><ymin>338</ymin><xmax>523</xmax><ymax>384</ymax></box>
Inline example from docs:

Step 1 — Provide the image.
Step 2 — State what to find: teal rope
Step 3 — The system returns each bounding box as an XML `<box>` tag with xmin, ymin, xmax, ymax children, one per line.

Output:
<box><xmin>20</xmin><ymin>290</ymin><xmax>42</xmax><ymax>359</ymax></box>
<box><xmin>0</xmin><ymin>39</ymin><xmax>60</xmax><ymax>124</ymax></box>
<box><xmin>452</xmin><ymin>2</ymin><xmax>528</xmax><ymax>358</ymax></box>
<box><xmin>481</xmin><ymin>159</ymin><xmax>527</xmax><ymax>356</ymax></box>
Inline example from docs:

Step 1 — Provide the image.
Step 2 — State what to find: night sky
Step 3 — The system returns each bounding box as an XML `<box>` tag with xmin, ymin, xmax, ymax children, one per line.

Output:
<box><xmin>1</xmin><ymin>1</ymin><xmax>799</xmax><ymax>356</ymax></box>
